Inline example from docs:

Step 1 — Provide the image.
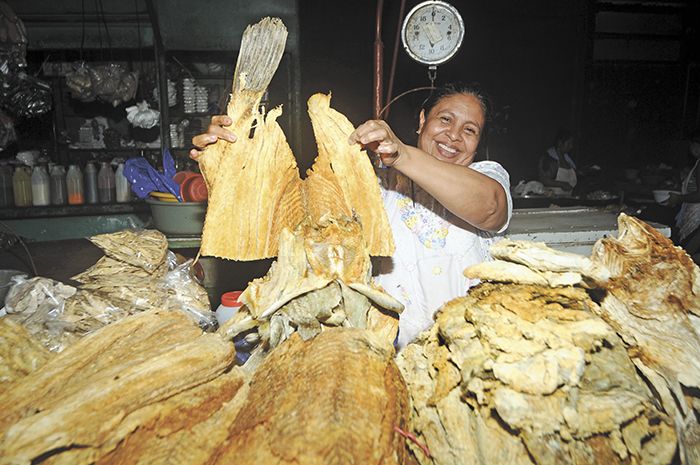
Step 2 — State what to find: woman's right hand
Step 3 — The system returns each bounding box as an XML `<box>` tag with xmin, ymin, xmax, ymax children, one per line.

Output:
<box><xmin>189</xmin><ymin>115</ymin><xmax>238</xmax><ymax>160</ymax></box>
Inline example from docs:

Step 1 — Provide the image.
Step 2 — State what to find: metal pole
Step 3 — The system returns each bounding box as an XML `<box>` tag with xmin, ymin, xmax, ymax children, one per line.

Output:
<box><xmin>145</xmin><ymin>0</ymin><xmax>170</xmax><ymax>159</ymax></box>
<box><xmin>373</xmin><ymin>0</ymin><xmax>385</xmax><ymax>120</ymax></box>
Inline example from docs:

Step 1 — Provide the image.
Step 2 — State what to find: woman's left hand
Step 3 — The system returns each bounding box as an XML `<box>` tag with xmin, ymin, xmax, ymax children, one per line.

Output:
<box><xmin>348</xmin><ymin>119</ymin><xmax>405</xmax><ymax>167</ymax></box>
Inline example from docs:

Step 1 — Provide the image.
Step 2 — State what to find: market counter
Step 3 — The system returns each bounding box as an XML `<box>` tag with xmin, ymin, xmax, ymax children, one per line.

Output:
<box><xmin>0</xmin><ymin>203</ymin><xmax>150</xmax><ymax>242</ymax></box>
<box><xmin>506</xmin><ymin>206</ymin><xmax>671</xmax><ymax>256</ymax></box>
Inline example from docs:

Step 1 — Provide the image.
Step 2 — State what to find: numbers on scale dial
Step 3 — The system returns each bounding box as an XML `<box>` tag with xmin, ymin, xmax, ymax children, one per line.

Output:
<box><xmin>408</xmin><ymin>5</ymin><xmax>459</xmax><ymax>61</ymax></box>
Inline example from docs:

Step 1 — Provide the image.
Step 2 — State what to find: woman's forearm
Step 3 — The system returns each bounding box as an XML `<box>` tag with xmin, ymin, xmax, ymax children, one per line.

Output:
<box><xmin>392</xmin><ymin>147</ymin><xmax>508</xmax><ymax>232</ymax></box>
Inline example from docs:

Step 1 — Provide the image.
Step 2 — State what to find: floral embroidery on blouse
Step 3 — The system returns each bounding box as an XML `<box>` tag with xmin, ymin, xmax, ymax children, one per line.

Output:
<box><xmin>396</xmin><ymin>196</ymin><xmax>450</xmax><ymax>249</ymax></box>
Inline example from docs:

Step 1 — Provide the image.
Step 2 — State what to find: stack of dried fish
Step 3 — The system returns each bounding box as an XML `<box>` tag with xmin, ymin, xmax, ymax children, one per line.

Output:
<box><xmin>222</xmin><ymin>217</ymin><xmax>403</xmax><ymax>369</ymax></box>
<box><xmin>1</xmin><ymin>229</ymin><xmax>212</xmax><ymax>353</ymax></box>
<box><xmin>69</xmin><ymin>229</ymin><xmax>213</xmax><ymax>335</ymax></box>
<box><xmin>396</xmin><ymin>215</ymin><xmax>690</xmax><ymax>465</ymax></box>
<box><xmin>590</xmin><ymin>213</ymin><xmax>700</xmax><ymax>464</ymax></box>
<box><xmin>0</xmin><ymin>309</ymin><xmax>237</xmax><ymax>465</ymax></box>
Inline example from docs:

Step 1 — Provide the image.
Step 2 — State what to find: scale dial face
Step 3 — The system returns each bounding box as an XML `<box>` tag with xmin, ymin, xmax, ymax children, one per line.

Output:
<box><xmin>401</xmin><ymin>1</ymin><xmax>465</xmax><ymax>66</ymax></box>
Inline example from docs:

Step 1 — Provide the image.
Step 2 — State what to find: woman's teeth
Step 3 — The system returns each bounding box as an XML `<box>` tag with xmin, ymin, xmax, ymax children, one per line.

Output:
<box><xmin>438</xmin><ymin>143</ymin><xmax>457</xmax><ymax>155</ymax></box>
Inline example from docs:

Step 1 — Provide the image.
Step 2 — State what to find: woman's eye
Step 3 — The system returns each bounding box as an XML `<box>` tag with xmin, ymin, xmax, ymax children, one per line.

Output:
<box><xmin>440</xmin><ymin>116</ymin><xmax>450</xmax><ymax>123</ymax></box>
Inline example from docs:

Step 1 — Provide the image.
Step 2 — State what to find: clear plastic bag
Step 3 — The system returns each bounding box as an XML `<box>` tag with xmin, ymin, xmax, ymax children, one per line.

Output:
<box><xmin>4</xmin><ymin>275</ymin><xmax>79</xmax><ymax>352</ymax></box>
<box><xmin>161</xmin><ymin>259</ymin><xmax>216</xmax><ymax>331</ymax></box>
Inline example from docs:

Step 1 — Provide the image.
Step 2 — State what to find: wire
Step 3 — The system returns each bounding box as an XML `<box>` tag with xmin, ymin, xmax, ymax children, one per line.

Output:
<box><xmin>97</xmin><ymin>0</ymin><xmax>113</xmax><ymax>60</ymax></box>
<box><xmin>378</xmin><ymin>86</ymin><xmax>435</xmax><ymax>119</ymax></box>
<box><xmin>80</xmin><ymin>0</ymin><xmax>86</xmax><ymax>60</ymax></box>
<box><xmin>0</xmin><ymin>221</ymin><xmax>38</xmax><ymax>276</ymax></box>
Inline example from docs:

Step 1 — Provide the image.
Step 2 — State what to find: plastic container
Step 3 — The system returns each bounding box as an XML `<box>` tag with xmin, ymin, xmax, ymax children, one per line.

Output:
<box><xmin>31</xmin><ymin>165</ymin><xmax>50</xmax><ymax>206</ymax></box>
<box><xmin>12</xmin><ymin>166</ymin><xmax>32</xmax><ymax>207</ymax></box>
<box><xmin>84</xmin><ymin>161</ymin><xmax>99</xmax><ymax>204</ymax></box>
<box><xmin>115</xmin><ymin>162</ymin><xmax>131</xmax><ymax>203</ymax></box>
<box><xmin>66</xmin><ymin>164</ymin><xmax>85</xmax><ymax>205</ymax></box>
<box><xmin>0</xmin><ymin>163</ymin><xmax>13</xmax><ymax>207</ymax></box>
<box><xmin>146</xmin><ymin>198</ymin><xmax>206</xmax><ymax>235</ymax></box>
<box><xmin>50</xmin><ymin>165</ymin><xmax>67</xmax><ymax>205</ymax></box>
<box><xmin>97</xmin><ymin>161</ymin><xmax>115</xmax><ymax>203</ymax></box>
<box><xmin>216</xmin><ymin>290</ymin><xmax>243</xmax><ymax>326</ymax></box>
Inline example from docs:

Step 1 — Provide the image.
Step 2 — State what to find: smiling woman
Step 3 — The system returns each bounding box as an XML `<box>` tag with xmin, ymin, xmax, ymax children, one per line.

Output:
<box><xmin>349</xmin><ymin>82</ymin><xmax>512</xmax><ymax>347</ymax></box>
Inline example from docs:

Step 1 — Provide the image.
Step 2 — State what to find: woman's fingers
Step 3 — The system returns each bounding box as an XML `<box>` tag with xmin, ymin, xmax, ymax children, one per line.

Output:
<box><xmin>211</xmin><ymin>115</ymin><xmax>232</xmax><ymax>127</ymax></box>
<box><xmin>189</xmin><ymin>148</ymin><xmax>202</xmax><ymax>160</ymax></box>
<box><xmin>190</xmin><ymin>115</ymin><xmax>238</xmax><ymax>161</ymax></box>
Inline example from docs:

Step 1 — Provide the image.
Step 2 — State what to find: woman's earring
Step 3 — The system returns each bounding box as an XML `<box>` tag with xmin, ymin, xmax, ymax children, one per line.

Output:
<box><xmin>415</xmin><ymin>129</ymin><xmax>420</xmax><ymax>134</ymax></box>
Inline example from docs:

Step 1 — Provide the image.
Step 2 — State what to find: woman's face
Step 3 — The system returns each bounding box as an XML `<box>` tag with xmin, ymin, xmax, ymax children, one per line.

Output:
<box><xmin>417</xmin><ymin>93</ymin><xmax>485</xmax><ymax>166</ymax></box>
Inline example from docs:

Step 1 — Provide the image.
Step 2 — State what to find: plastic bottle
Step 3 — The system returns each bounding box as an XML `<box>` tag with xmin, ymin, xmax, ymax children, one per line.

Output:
<box><xmin>31</xmin><ymin>165</ymin><xmax>50</xmax><ymax>206</ymax></box>
<box><xmin>115</xmin><ymin>161</ymin><xmax>131</xmax><ymax>203</ymax></box>
<box><xmin>50</xmin><ymin>165</ymin><xmax>67</xmax><ymax>206</ymax></box>
<box><xmin>0</xmin><ymin>162</ymin><xmax>13</xmax><ymax>207</ymax></box>
<box><xmin>66</xmin><ymin>164</ymin><xmax>85</xmax><ymax>205</ymax></box>
<box><xmin>216</xmin><ymin>291</ymin><xmax>244</xmax><ymax>326</ymax></box>
<box><xmin>97</xmin><ymin>161</ymin><xmax>115</xmax><ymax>203</ymax></box>
<box><xmin>12</xmin><ymin>166</ymin><xmax>32</xmax><ymax>207</ymax></box>
<box><xmin>84</xmin><ymin>161</ymin><xmax>99</xmax><ymax>204</ymax></box>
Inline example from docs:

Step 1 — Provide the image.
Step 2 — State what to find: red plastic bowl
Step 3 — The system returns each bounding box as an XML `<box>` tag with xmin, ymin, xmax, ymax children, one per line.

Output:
<box><xmin>173</xmin><ymin>170</ymin><xmax>196</xmax><ymax>185</ymax></box>
<box><xmin>180</xmin><ymin>174</ymin><xmax>208</xmax><ymax>202</ymax></box>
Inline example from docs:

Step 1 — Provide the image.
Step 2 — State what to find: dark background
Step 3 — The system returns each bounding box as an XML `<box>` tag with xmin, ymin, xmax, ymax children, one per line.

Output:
<box><xmin>298</xmin><ymin>0</ymin><xmax>700</xmax><ymax>184</ymax></box>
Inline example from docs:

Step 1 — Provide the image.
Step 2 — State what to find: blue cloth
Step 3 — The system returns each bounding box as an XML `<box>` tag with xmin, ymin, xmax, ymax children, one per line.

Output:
<box><xmin>123</xmin><ymin>149</ymin><xmax>182</xmax><ymax>201</ymax></box>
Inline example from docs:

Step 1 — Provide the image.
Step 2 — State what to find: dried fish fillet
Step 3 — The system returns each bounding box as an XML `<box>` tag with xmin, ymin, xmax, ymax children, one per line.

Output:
<box><xmin>228</xmin><ymin>215</ymin><xmax>402</xmax><ymax>364</ymax></box>
<box><xmin>208</xmin><ymin>328</ymin><xmax>410</xmax><ymax>465</ymax></box>
<box><xmin>89</xmin><ymin>229</ymin><xmax>168</xmax><ymax>273</ymax></box>
<box><xmin>200</xmin><ymin>107</ymin><xmax>304</xmax><ymax>260</ymax></box>
<box><xmin>307</xmin><ymin>93</ymin><xmax>394</xmax><ymax>256</ymax></box>
<box><xmin>490</xmin><ymin>239</ymin><xmax>610</xmax><ymax>284</ymax></box>
<box><xmin>465</xmin><ymin>259</ymin><xmax>584</xmax><ymax>287</ymax></box>
<box><xmin>92</xmin><ymin>370</ymin><xmax>249</xmax><ymax>465</ymax></box>
<box><xmin>0</xmin><ymin>318</ymin><xmax>52</xmax><ymax>389</ymax></box>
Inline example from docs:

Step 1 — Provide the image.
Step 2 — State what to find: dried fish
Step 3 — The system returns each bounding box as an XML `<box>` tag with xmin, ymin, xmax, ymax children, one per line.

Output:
<box><xmin>208</xmin><ymin>328</ymin><xmax>410</xmax><ymax>465</ymax></box>
<box><xmin>397</xmin><ymin>283</ymin><xmax>676</xmax><ymax>465</ymax></box>
<box><xmin>0</xmin><ymin>310</ymin><xmax>235</xmax><ymax>465</ymax></box>
<box><xmin>89</xmin><ymin>229</ymin><xmax>168</xmax><ymax>273</ymax></box>
<box><xmin>0</xmin><ymin>318</ymin><xmax>52</xmax><ymax>389</ymax></box>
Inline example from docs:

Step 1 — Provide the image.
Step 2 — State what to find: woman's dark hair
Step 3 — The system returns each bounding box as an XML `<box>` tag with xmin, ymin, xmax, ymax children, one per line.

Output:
<box><xmin>554</xmin><ymin>128</ymin><xmax>573</xmax><ymax>146</ymax></box>
<box><xmin>420</xmin><ymin>82</ymin><xmax>491</xmax><ymax>126</ymax></box>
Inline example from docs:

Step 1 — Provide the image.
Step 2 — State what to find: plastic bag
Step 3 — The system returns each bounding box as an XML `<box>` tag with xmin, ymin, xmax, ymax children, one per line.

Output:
<box><xmin>3</xmin><ymin>72</ymin><xmax>52</xmax><ymax>117</ymax></box>
<box><xmin>4</xmin><ymin>275</ymin><xmax>79</xmax><ymax>352</ymax></box>
<box><xmin>123</xmin><ymin>148</ymin><xmax>182</xmax><ymax>200</ymax></box>
<box><xmin>126</xmin><ymin>100</ymin><xmax>160</xmax><ymax>129</ymax></box>
<box><xmin>65</xmin><ymin>62</ymin><xmax>95</xmax><ymax>102</ymax></box>
<box><xmin>161</xmin><ymin>259</ymin><xmax>216</xmax><ymax>331</ymax></box>
<box><xmin>90</xmin><ymin>63</ymin><xmax>138</xmax><ymax>107</ymax></box>
<box><xmin>65</xmin><ymin>62</ymin><xmax>139</xmax><ymax>107</ymax></box>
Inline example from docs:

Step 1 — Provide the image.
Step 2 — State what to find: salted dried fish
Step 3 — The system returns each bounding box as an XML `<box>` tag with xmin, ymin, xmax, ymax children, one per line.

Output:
<box><xmin>225</xmin><ymin>216</ymin><xmax>402</xmax><ymax>365</ymax></box>
<box><xmin>89</xmin><ymin>229</ymin><xmax>168</xmax><ymax>273</ymax></box>
<box><xmin>465</xmin><ymin>259</ymin><xmax>584</xmax><ymax>287</ymax></box>
<box><xmin>0</xmin><ymin>318</ymin><xmax>52</xmax><ymax>389</ymax></box>
<box><xmin>0</xmin><ymin>310</ymin><xmax>234</xmax><ymax>465</ymax></box>
<box><xmin>397</xmin><ymin>283</ymin><xmax>676</xmax><ymax>465</ymax></box>
<box><xmin>490</xmin><ymin>239</ymin><xmax>610</xmax><ymax>284</ymax></box>
<box><xmin>588</xmin><ymin>213</ymin><xmax>700</xmax><ymax>464</ymax></box>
